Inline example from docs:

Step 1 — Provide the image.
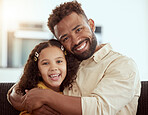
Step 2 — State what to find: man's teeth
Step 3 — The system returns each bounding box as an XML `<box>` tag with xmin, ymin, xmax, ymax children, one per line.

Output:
<box><xmin>76</xmin><ymin>42</ymin><xmax>86</xmax><ymax>51</ymax></box>
<box><xmin>49</xmin><ymin>74</ymin><xmax>59</xmax><ymax>78</ymax></box>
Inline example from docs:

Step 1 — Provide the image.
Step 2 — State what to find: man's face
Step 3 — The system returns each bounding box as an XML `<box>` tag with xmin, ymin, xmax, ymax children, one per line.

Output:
<box><xmin>54</xmin><ymin>12</ymin><xmax>97</xmax><ymax>61</ymax></box>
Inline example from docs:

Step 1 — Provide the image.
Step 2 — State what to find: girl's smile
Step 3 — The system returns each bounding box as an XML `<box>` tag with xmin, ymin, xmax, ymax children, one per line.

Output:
<box><xmin>38</xmin><ymin>46</ymin><xmax>67</xmax><ymax>92</ymax></box>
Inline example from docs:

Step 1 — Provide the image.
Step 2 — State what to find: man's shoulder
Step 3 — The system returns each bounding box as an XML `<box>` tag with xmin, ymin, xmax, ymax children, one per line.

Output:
<box><xmin>110</xmin><ymin>50</ymin><xmax>135</xmax><ymax>63</ymax></box>
<box><xmin>106</xmin><ymin>50</ymin><xmax>138</xmax><ymax>72</ymax></box>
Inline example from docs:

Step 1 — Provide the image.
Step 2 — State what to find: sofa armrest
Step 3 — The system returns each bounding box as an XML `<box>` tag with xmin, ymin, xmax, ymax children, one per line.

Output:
<box><xmin>136</xmin><ymin>81</ymin><xmax>148</xmax><ymax>115</ymax></box>
<box><xmin>0</xmin><ymin>83</ymin><xmax>20</xmax><ymax>115</ymax></box>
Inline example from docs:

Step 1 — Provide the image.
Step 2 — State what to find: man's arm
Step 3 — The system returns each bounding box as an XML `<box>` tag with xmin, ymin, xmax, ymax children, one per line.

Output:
<box><xmin>7</xmin><ymin>84</ymin><xmax>81</xmax><ymax>115</ymax></box>
<box><xmin>32</xmin><ymin>105</ymin><xmax>62</xmax><ymax>115</ymax></box>
<box><xmin>22</xmin><ymin>88</ymin><xmax>82</xmax><ymax>115</ymax></box>
<box><xmin>30</xmin><ymin>57</ymin><xmax>139</xmax><ymax>115</ymax></box>
<box><xmin>7</xmin><ymin>84</ymin><xmax>58</xmax><ymax>114</ymax></box>
<box><xmin>7</xmin><ymin>83</ymin><xmax>25</xmax><ymax>111</ymax></box>
<box><xmin>80</xmin><ymin>58</ymin><xmax>141</xmax><ymax>115</ymax></box>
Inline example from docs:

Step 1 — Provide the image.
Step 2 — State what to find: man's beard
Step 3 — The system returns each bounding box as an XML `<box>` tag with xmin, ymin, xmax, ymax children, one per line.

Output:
<box><xmin>73</xmin><ymin>33</ymin><xmax>97</xmax><ymax>61</ymax></box>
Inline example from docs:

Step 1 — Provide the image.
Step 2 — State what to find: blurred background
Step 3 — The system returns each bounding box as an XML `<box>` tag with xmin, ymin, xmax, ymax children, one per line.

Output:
<box><xmin>0</xmin><ymin>0</ymin><xmax>148</xmax><ymax>82</ymax></box>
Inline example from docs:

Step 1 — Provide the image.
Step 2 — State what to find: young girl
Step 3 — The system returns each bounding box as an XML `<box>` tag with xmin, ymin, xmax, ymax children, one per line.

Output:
<box><xmin>17</xmin><ymin>39</ymin><xmax>80</xmax><ymax>115</ymax></box>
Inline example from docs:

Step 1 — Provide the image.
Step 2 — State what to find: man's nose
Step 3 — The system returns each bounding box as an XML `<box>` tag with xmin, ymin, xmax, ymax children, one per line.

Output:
<box><xmin>71</xmin><ymin>34</ymin><xmax>81</xmax><ymax>45</ymax></box>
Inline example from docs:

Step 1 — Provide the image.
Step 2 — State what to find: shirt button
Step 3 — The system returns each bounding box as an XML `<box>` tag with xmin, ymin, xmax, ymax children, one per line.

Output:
<box><xmin>81</xmin><ymin>63</ymin><xmax>85</xmax><ymax>66</ymax></box>
<box><xmin>74</xmin><ymin>89</ymin><xmax>77</xmax><ymax>92</ymax></box>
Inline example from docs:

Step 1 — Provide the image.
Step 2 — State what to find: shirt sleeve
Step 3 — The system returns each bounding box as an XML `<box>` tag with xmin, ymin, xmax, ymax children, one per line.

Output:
<box><xmin>7</xmin><ymin>83</ymin><xmax>18</xmax><ymax>105</ymax></box>
<box><xmin>81</xmin><ymin>57</ymin><xmax>141</xmax><ymax>115</ymax></box>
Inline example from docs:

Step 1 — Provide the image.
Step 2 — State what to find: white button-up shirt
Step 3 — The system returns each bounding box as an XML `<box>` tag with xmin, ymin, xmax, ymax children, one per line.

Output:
<box><xmin>64</xmin><ymin>43</ymin><xmax>141</xmax><ymax>115</ymax></box>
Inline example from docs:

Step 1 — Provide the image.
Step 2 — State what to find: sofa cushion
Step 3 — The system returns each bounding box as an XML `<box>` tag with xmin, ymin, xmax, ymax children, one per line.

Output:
<box><xmin>0</xmin><ymin>81</ymin><xmax>148</xmax><ymax>115</ymax></box>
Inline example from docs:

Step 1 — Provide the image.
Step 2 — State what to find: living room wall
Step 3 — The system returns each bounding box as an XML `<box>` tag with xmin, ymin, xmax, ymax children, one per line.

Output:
<box><xmin>0</xmin><ymin>0</ymin><xmax>148</xmax><ymax>82</ymax></box>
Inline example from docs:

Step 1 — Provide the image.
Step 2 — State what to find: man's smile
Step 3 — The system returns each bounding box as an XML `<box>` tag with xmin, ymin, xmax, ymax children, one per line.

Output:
<box><xmin>76</xmin><ymin>41</ymin><xmax>86</xmax><ymax>51</ymax></box>
<box><xmin>72</xmin><ymin>39</ymin><xmax>89</xmax><ymax>54</ymax></box>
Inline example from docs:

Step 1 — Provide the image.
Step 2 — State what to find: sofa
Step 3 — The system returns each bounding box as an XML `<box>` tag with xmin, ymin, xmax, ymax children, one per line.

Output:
<box><xmin>0</xmin><ymin>81</ymin><xmax>148</xmax><ymax>115</ymax></box>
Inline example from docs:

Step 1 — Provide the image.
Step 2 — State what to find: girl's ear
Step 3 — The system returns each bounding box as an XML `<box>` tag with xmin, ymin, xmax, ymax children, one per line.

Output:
<box><xmin>38</xmin><ymin>72</ymin><xmax>41</xmax><ymax>77</ymax></box>
<box><xmin>88</xmin><ymin>19</ymin><xmax>95</xmax><ymax>32</ymax></box>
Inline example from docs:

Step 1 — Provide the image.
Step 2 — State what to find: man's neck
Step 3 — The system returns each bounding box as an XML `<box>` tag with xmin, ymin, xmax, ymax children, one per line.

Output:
<box><xmin>95</xmin><ymin>44</ymin><xmax>106</xmax><ymax>52</ymax></box>
<box><xmin>95</xmin><ymin>45</ymin><xmax>101</xmax><ymax>52</ymax></box>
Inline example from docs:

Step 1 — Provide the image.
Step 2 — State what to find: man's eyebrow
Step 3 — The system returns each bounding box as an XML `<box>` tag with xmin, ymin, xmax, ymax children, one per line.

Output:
<box><xmin>72</xmin><ymin>25</ymin><xmax>81</xmax><ymax>31</ymax></box>
<box><xmin>59</xmin><ymin>34</ymin><xmax>67</xmax><ymax>40</ymax></box>
<box><xmin>59</xmin><ymin>25</ymin><xmax>81</xmax><ymax>40</ymax></box>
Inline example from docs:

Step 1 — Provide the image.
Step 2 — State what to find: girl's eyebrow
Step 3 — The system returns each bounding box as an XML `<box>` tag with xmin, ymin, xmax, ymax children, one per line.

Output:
<box><xmin>40</xmin><ymin>57</ymin><xmax>64</xmax><ymax>62</ymax></box>
<box><xmin>56</xmin><ymin>57</ymin><xmax>65</xmax><ymax>60</ymax></box>
<box><xmin>40</xmin><ymin>59</ymin><xmax>48</xmax><ymax>62</ymax></box>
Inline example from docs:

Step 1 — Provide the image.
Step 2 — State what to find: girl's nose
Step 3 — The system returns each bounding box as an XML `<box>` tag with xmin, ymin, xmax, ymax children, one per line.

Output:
<box><xmin>50</xmin><ymin>67</ymin><xmax>58</xmax><ymax>71</ymax></box>
<box><xmin>49</xmin><ymin>64</ymin><xmax>58</xmax><ymax>71</ymax></box>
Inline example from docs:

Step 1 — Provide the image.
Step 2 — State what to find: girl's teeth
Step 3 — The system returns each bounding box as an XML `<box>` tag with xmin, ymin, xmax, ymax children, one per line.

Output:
<box><xmin>50</xmin><ymin>74</ymin><xmax>59</xmax><ymax>78</ymax></box>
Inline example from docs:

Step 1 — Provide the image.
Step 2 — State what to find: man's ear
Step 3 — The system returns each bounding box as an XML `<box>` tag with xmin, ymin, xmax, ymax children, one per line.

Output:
<box><xmin>88</xmin><ymin>19</ymin><xmax>95</xmax><ymax>32</ymax></box>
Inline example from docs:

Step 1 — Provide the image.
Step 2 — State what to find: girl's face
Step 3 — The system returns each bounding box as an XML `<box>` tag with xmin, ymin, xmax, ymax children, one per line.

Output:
<box><xmin>38</xmin><ymin>46</ymin><xmax>67</xmax><ymax>92</ymax></box>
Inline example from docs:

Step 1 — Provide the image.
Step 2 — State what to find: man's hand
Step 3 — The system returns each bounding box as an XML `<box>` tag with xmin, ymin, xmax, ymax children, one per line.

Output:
<box><xmin>8</xmin><ymin>84</ymin><xmax>82</xmax><ymax>115</ymax></box>
<box><xmin>8</xmin><ymin>83</ymin><xmax>25</xmax><ymax>111</ymax></box>
<box><xmin>23</xmin><ymin>88</ymin><xmax>82</xmax><ymax>115</ymax></box>
<box><xmin>22</xmin><ymin>88</ymin><xmax>49</xmax><ymax>113</ymax></box>
<box><xmin>32</xmin><ymin>105</ymin><xmax>61</xmax><ymax>115</ymax></box>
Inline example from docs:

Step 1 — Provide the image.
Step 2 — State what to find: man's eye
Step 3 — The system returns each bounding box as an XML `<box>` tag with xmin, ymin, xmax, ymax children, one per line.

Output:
<box><xmin>76</xmin><ymin>28</ymin><xmax>82</xmax><ymax>33</ymax></box>
<box><xmin>63</xmin><ymin>37</ymin><xmax>69</xmax><ymax>42</ymax></box>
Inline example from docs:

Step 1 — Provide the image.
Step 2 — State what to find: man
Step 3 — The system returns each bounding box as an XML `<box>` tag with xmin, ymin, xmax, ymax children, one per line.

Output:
<box><xmin>8</xmin><ymin>1</ymin><xmax>141</xmax><ymax>115</ymax></box>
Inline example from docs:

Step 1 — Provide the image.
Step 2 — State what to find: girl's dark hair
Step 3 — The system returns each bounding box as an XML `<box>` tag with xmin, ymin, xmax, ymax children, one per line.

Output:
<box><xmin>48</xmin><ymin>0</ymin><xmax>88</xmax><ymax>35</ymax></box>
<box><xmin>18</xmin><ymin>39</ymin><xmax>80</xmax><ymax>94</ymax></box>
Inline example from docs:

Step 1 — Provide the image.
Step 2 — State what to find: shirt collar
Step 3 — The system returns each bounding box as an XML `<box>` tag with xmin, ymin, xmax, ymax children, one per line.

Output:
<box><xmin>79</xmin><ymin>43</ymin><xmax>112</xmax><ymax>67</ymax></box>
<box><xmin>93</xmin><ymin>43</ymin><xmax>112</xmax><ymax>63</ymax></box>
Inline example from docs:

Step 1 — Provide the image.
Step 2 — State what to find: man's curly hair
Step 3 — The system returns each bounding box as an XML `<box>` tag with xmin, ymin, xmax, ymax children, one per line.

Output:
<box><xmin>18</xmin><ymin>39</ymin><xmax>80</xmax><ymax>94</ymax></box>
<box><xmin>48</xmin><ymin>0</ymin><xmax>88</xmax><ymax>35</ymax></box>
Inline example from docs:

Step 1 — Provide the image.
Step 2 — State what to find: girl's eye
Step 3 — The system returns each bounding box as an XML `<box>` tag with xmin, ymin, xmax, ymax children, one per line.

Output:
<box><xmin>42</xmin><ymin>62</ymin><xmax>49</xmax><ymax>65</ymax></box>
<box><xmin>57</xmin><ymin>60</ymin><xmax>63</xmax><ymax>64</ymax></box>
